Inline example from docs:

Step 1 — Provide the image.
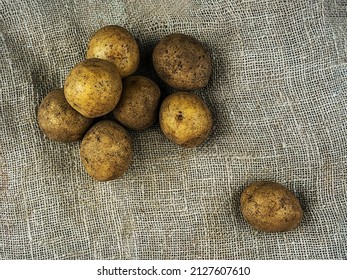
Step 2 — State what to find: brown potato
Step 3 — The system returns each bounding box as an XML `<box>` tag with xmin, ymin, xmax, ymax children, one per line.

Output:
<box><xmin>113</xmin><ymin>75</ymin><xmax>161</xmax><ymax>130</ymax></box>
<box><xmin>159</xmin><ymin>91</ymin><xmax>212</xmax><ymax>147</ymax></box>
<box><xmin>240</xmin><ymin>181</ymin><xmax>303</xmax><ymax>232</ymax></box>
<box><xmin>152</xmin><ymin>33</ymin><xmax>212</xmax><ymax>90</ymax></box>
<box><xmin>64</xmin><ymin>58</ymin><xmax>122</xmax><ymax>118</ymax></box>
<box><xmin>80</xmin><ymin>120</ymin><xmax>132</xmax><ymax>181</ymax></box>
<box><xmin>86</xmin><ymin>25</ymin><xmax>140</xmax><ymax>78</ymax></box>
<box><xmin>37</xmin><ymin>88</ymin><xmax>93</xmax><ymax>142</ymax></box>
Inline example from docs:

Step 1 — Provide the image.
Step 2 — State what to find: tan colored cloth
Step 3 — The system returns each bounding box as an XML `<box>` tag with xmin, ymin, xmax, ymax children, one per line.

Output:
<box><xmin>0</xmin><ymin>0</ymin><xmax>346</xmax><ymax>259</ymax></box>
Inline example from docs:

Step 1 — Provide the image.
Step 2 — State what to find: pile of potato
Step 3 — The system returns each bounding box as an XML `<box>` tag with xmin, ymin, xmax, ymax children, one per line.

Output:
<box><xmin>38</xmin><ymin>25</ymin><xmax>213</xmax><ymax>181</ymax></box>
<box><xmin>37</xmin><ymin>26</ymin><xmax>303</xmax><ymax>233</ymax></box>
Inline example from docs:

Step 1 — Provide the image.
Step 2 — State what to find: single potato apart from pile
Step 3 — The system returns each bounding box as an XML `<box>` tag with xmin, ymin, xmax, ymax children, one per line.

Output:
<box><xmin>64</xmin><ymin>58</ymin><xmax>122</xmax><ymax>118</ymax></box>
<box><xmin>240</xmin><ymin>181</ymin><xmax>303</xmax><ymax>232</ymax></box>
<box><xmin>86</xmin><ymin>25</ymin><xmax>140</xmax><ymax>78</ymax></box>
<box><xmin>80</xmin><ymin>120</ymin><xmax>133</xmax><ymax>181</ymax></box>
<box><xmin>153</xmin><ymin>33</ymin><xmax>212</xmax><ymax>90</ymax></box>
<box><xmin>113</xmin><ymin>75</ymin><xmax>161</xmax><ymax>130</ymax></box>
<box><xmin>37</xmin><ymin>88</ymin><xmax>93</xmax><ymax>142</ymax></box>
<box><xmin>159</xmin><ymin>91</ymin><xmax>212</xmax><ymax>147</ymax></box>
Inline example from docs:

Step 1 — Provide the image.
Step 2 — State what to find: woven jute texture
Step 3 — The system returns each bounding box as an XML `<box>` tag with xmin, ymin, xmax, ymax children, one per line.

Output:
<box><xmin>1</xmin><ymin>0</ymin><xmax>346</xmax><ymax>259</ymax></box>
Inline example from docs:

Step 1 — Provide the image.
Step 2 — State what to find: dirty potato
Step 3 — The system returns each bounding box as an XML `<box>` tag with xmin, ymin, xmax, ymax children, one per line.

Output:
<box><xmin>152</xmin><ymin>33</ymin><xmax>212</xmax><ymax>90</ymax></box>
<box><xmin>159</xmin><ymin>91</ymin><xmax>212</xmax><ymax>147</ymax></box>
<box><xmin>37</xmin><ymin>88</ymin><xmax>93</xmax><ymax>142</ymax></box>
<box><xmin>113</xmin><ymin>75</ymin><xmax>161</xmax><ymax>130</ymax></box>
<box><xmin>64</xmin><ymin>58</ymin><xmax>122</xmax><ymax>118</ymax></box>
<box><xmin>240</xmin><ymin>181</ymin><xmax>303</xmax><ymax>232</ymax></box>
<box><xmin>80</xmin><ymin>120</ymin><xmax>132</xmax><ymax>181</ymax></box>
<box><xmin>86</xmin><ymin>25</ymin><xmax>140</xmax><ymax>78</ymax></box>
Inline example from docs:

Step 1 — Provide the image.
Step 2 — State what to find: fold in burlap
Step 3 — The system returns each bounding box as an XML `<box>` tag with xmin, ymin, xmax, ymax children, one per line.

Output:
<box><xmin>0</xmin><ymin>0</ymin><xmax>346</xmax><ymax>259</ymax></box>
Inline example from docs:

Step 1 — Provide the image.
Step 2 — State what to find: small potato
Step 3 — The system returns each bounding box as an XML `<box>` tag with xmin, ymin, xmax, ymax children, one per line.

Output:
<box><xmin>153</xmin><ymin>33</ymin><xmax>212</xmax><ymax>90</ymax></box>
<box><xmin>113</xmin><ymin>75</ymin><xmax>161</xmax><ymax>130</ymax></box>
<box><xmin>64</xmin><ymin>58</ymin><xmax>122</xmax><ymax>118</ymax></box>
<box><xmin>80</xmin><ymin>120</ymin><xmax>132</xmax><ymax>181</ymax></box>
<box><xmin>240</xmin><ymin>181</ymin><xmax>303</xmax><ymax>232</ymax></box>
<box><xmin>159</xmin><ymin>91</ymin><xmax>212</xmax><ymax>147</ymax></box>
<box><xmin>86</xmin><ymin>25</ymin><xmax>140</xmax><ymax>78</ymax></box>
<box><xmin>37</xmin><ymin>88</ymin><xmax>92</xmax><ymax>142</ymax></box>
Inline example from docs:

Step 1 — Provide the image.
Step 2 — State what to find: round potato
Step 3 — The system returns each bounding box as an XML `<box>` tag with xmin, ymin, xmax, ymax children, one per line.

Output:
<box><xmin>113</xmin><ymin>75</ymin><xmax>161</xmax><ymax>130</ymax></box>
<box><xmin>152</xmin><ymin>33</ymin><xmax>212</xmax><ymax>90</ymax></box>
<box><xmin>37</xmin><ymin>88</ymin><xmax>93</xmax><ymax>142</ymax></box>
<box><xmin>64</xmin><ymin>58</ymin><xmax>122</xmax><ymax>118</ymax></box>
<box><xmin>240</xmin><ymin>181</ymin><xmax>303</xmax><ymax>232</ymax></box>
<box><xmin>86</xmin><ymin>25</ymin><xmax>140</xmax><ymax>78</ymax></box>
<box><xmin>80</xmin><ymin>120</ymin><xmax>132</xmax><ymax>181</ymax></box>
<box><xmin>159</xmin><ymin>91</ymin><xmax>212</xmax><ymax>147</ymax></box>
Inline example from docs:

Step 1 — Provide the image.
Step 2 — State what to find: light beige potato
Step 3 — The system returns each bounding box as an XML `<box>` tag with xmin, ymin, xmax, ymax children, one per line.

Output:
<box><xmin>64</xmin><ymin>58</ymin><xmax>122</xmax><ymax>118</ymax></box>
<box><xmin>37</xmin><ymin>88</ymin><xmax>93</xmax><ymax>142</ymax></box>
<box><xmin>113</xmin><ymin>75</ymin><xmax>161</xmax><ymax>130</ymax></box>
<box><xmin>80</xmin><ymin>120</ymin><xmax>132</xmax><ymax>181</ymax></box>
<box><xmin>153</xmin><ymin>33</ymin><xmax>212</xmax><ymax>90</ymax></box>
<box><xmin>86</xmin><ymin>25</ymin><xmax>140</xmax><ymax>78</ymax></box>
<box><xmin>159</xmin><ymin>91</ymin><xmax>212</xmax><ymax>147</ymax></box>
<box><xmin>240</xmin><ymin>181</ymin><xmax>303</xmax><ymax>232</ymax></box>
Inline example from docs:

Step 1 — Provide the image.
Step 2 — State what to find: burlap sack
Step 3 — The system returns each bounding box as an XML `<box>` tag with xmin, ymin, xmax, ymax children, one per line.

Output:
<box><xmin>0</xmin><ymin>0</ymin><xmax>346</xmax><ymax>259</ymax></box>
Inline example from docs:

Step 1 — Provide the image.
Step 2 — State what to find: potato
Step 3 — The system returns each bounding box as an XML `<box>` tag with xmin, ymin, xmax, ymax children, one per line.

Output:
<box><xmin>159</xmin><ymin>91</ymin><xmax>212</xmax><ymax>147</ymax></box>
<box><xmin>152</xmin><ymin>33</ymin><xmax>212</xmax><ymax>90</ymax></box>
<box><xmin>86</xmin><ymin>25</ymin><xmax>140</xmax><ymax>78</ymax></box>
<box><xmin>80</xmin><ymin>120</ymin><xmax>132</xmax><ymax>181</ymax></box>
<box><xmin>113</xmin><ymin>75</ymin><xmax>161</xmax><ymax>130</ymax></box>
<box><xmin>240</xmin><ymin>181</ymin><xmax>303</xmax><ymax>232</ymax></box>
<box><xmin>37</xmin><ymin>88</ymin><xmax>93</xmax><ymax>142</ymax></box>
<box><xmin>64</xmin><ymin>58</ymin><xmax>122</xmax><ymax>118</ymax></box>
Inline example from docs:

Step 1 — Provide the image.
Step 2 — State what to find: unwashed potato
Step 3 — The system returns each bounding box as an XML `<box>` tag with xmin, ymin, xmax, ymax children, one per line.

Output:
<box><xmin>37</xmin><ymin>88</ymin><xmax>93</xmax><ymax>142</ymax></box>
<box><xmin>152</xmin><ymin>33</ymin><xmax>212</xmax><ymax>90</ymax></box>
<box><xmin>113</xmin><ymin>75</ymin><xmax>161</xmax><ymax>130</ymax></box>
<box><xmin>86</xmin><ymin>25</ymin><xmax>140</xmax><ymax>78</ymax></box>
<box><xmin>64</xmin><ymin>58</ymin><xmax>122</xmax><ymax>118</ymax></box>
<box><xmin>159</xmin><ymin>91</ymin><xmax>212</xmax><ymax>147</ymax></box>
<box><xmin>80</xmin><ymin>120</ymin><xmax>132</xmax><ymax>181</ymax></box>
<box><xmin>240</xmin><ymin>181</ymin><xmax>303</xmax><ymax>232</ymax></box>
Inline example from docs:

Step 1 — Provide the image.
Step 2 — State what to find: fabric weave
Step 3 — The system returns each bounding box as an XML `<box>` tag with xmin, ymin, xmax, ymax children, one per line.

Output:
<box><xmin>0</xmin><ymin>0</ymin><xmax>346</xmax><ymax>259</ymax></box>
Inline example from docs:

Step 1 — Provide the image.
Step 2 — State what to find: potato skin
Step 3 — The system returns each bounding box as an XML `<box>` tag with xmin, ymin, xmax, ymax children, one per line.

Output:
<box><xmin>159</xmin><ymin>91</ymin><xmax>212</xmax><ymax>147</ymax></box>
<box><xmin>113</xmin><ymin>76</ymin><xmax>161</xmax><ymax>130</ymax></box>
<box><xmin>80</xmin><ymin>120</ymin><xmax>132</xmax><ymax>181</ymax></box>
<box><xmin>86</xmin><ymin>25</ymin><xmax>140</xmax><ymax>78</ymax></box>
<box><xmin>240</xmin><ymin>181</ymin><xmax>303</xmax><ymax>232</ymax></box>
<box><xmin>153</xmin><ymin>33</ymin><xmax>212</xmax><ymax>90</ymax></box>
<box><xmin>64</xmin><ymin>58</ymin><xmax>122</xmax><ymax>118</ymax></box>
<box><xmin>37</xmin><ymin>88</ymin><xmax>93</xmax><ymax>142</ymax></box>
